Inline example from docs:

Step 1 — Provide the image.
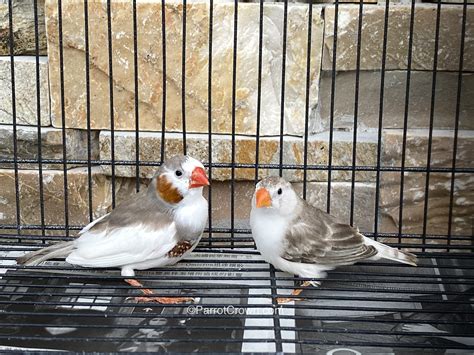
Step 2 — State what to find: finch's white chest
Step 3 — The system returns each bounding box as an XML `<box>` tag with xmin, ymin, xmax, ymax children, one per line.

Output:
<box><xmin>173</xmin><ymin>195</ymin><xmax>208</xmax><ymax>239</ymax></box>
<box><xmin>250</xmin><ymin>208</ymin><xmax>287</xmax><ymax>264</ymax></box>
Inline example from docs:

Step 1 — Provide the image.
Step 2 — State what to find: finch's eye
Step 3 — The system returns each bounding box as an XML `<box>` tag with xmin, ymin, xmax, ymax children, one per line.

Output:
<box><xmin>175</xmin><ymin>170</ymin><xmax>183</xmax><ymax>177</ymax></box>
<box><xmin>277</xmin><ymin>188</ymin><xmax>282</xmax><ymax>195</ymax></box>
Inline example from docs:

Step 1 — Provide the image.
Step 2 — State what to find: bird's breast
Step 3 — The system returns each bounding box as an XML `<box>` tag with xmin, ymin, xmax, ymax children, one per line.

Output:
<box><xmin>173</xmin><ymin>195</ymin><xmax>208</xmax><ymax>239</ymax></box>
<box><xmin>250</xmin><ymin>209</ymin><xmax>287</xmax><ymax>262</ymax></box>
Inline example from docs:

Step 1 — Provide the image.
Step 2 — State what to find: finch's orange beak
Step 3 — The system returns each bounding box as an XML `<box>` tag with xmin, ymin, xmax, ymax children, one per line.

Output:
<box><xmin>189</xmin><ymin>167</ymin><xmax>210</xmax><ymax>188</ymax></box>
<box><xmin>256</xmin><ymin>188</ymin><xmax>272</xmax><ymax>208</ymax></box>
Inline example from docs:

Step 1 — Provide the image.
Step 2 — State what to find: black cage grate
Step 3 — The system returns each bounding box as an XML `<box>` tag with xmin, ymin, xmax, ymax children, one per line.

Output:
<box><xmin>0</xmin><ymin>0</ymin><xmax>473</xmax><ymax>352</ymax></box>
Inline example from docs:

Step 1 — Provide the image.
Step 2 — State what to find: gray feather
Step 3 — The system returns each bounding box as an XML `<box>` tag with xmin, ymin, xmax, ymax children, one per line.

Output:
<box><xmin>282</xmin><ymin>199</ymin><xmax>377</xmax><ymax>265</ymax></box>
<box><xmin>282</xmin><ymin>198</ymin><xmax>417</xmax><ymax>267</ymax></box>
<box><xmin>16</xmin><ymin>241</ymin><xmax>74</xmax><ymax>266</ymax></box>
<box><xmin>87</xmin><ymin>190</ymin><xmax>173</xmax><ymax>234</ymax></box>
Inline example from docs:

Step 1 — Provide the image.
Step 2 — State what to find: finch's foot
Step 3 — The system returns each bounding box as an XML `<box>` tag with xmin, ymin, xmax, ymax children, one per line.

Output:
<box><xmin>124</xmin><ymin>279</ymin><xmax>194</xmax><ymax>305</ymax></box>
<box><xmin>277</xmin><ymin>281</ymin><xmax>315</xmax><ymax>304</ymax></box>
<box><xmin>134</xmin><ymin>296</ymin><xmax>195</xmax><ymax>304</ymax></box>
<box><xmin>276</xmin><ymin>296</ymin><xmax>304</xmax><ymax>304</ymax></box>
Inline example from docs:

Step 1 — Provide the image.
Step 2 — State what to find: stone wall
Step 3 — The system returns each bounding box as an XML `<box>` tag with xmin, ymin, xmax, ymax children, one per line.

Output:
<box><xmin>0</xmin><ymin>1</ymin><xmax>472</xmax><ymax>248</ymax></box>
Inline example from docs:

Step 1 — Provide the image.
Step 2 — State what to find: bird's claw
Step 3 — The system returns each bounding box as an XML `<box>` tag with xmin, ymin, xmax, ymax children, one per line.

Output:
<box><xmin>276</xmin><ymin>280</ymin><xmax>317</xmax><ymax>304</ymax></box>
<box><xmin>307</xmin><ymin>280</ymin><xmax>320</xmax><ymax>287</ymax></box>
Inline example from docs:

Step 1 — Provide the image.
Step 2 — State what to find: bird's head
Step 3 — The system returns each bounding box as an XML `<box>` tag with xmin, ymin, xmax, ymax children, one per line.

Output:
<box><xmin>152</xmin><ymin>155</ymin><xmax>209</xmax><ymax>206</ymax></box>
<box><xmin>252</xmin><ymin>176</ymin><xmax>298</xmax><ymax>218</ymax></box>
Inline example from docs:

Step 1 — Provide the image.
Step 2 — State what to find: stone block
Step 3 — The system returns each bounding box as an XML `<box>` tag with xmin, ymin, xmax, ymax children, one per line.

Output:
<box><xmin>316</xmin><ymin>70</ymin><xmax>474</xmax><ymax>131</ymax></box>
<box><xmin>99</xmin><ymin>130</ymin><xmax>377</xmax><ymax>182</ymax></box>
<box><xmin>205</xmin><ymin>181</ymin><xmax>255</xmax><ymax>232</ymax></box>
<box><xmin>382</xmin><ymin>129</ymin><xmax>474</xmax><ymax>169</ymax></box>
<box><xmin>0</xmin><ymin>0</ymin><xmax>47</xmax><ymax>55</ymax></box>
<box><xmin>323</xmin><ymin>4</ymin><xmax>474</xmax><ymax>71</ymax></box>
<box><xmin>205</xmin><ymin>180</ymin><xmax>376</xmax><ymax>234</ymax></box>
<box><xmin>45</xmin><ymin>1</ymin><xmax>324</xmax><ymax>135</ymax></box>
<box><xmin>0</xmin><ymin>167</ymin><xmax>146</xmax><ymax>229</ymax></box>
<box><xmin>380</xmin><ymin>172</ymin><xmax>473</xmax><ymax>237</ymax></box>
<box><xmin>0</xmin><ymin>124</ymin><xmax>100</xmax><ymax>169</ymax></box>
<box><xmin>296</xmin><ymin>181</ymin><xmax>376</xmax><ymax>233</ymax></box>
<box><xmin>0</xmin><ymin>56</ymin><xmax>50</xmax><ymax>126</ymax></box>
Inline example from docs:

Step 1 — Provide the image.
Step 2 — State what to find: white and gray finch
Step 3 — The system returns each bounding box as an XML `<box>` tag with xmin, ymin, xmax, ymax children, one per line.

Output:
<box><xmin>250</xmin><ymin>176</ymin><xmax>417</xmax><ymax>303</ymax></box>
<box><xmin>17</xmin><ymin>155</ymin><xmax>210</xmax><ymax>304</ymax></box>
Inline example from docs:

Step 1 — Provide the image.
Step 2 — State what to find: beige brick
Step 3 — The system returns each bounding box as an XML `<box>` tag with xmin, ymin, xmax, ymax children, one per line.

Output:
<box><xmin>45</xmin><ymin>1</ymin><xmax>324</xmax><ymax>135</ymax></box>
<box><xmin>323</xmin><ymin>4</ymin><xmax>474</xmax><ymax>71</ymax></box>
<box><xmin>316</xmin><ymin>71</ymin><xmax>474</xmax><ymax>131</ymax></box>
<box><xmin>0</xmin><ymin>167</ymin><xmax>143</xmax><ymax>228</ymax></box>
<box><xmin>0</xmin><ymin>124</ymin><xmax>99</xmax><ymax>169</ymax></box>
<box><xmin>380</xmin><ymin>172</ymin><xmax>474</xmax><ymax>237</ymax></box>
<box><xmin>0</xmin><ymin>0</ymin><xmax>47</xmax><ymax>55</ymax></box>
<box><xmin>0</xmin><ymin>57</ymin><xmax>50</xmax><ymax>126</ymax></box>
<box><xmin>382</xmin><ymin>129</ymin><xmax>474</xmax><ymax>169</ymax></box>
<box><xmin>99</xmin><ymin>130</ymin><xmax>378</xmax><ymax>182</ymax></box>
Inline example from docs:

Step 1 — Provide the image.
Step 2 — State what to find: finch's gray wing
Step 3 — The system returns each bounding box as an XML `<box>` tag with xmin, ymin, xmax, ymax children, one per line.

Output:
<box><xmin>281</xmin><ymin>201</ymin><xmax>377</xmax><ymax>265</ymax></box>
<box><xmin>68</xmin><ymin>190</ymin><xmax>180</xmax><ymax>268</ymax></box>
<box><xmin>80</xmin><ymin>189</ymin><xmax>174</xmax><ymax>236</ymax></box>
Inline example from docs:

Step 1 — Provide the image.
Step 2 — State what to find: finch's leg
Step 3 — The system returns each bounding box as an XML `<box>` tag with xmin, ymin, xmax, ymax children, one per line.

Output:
<box><xmin>124</xmin><ymin>279</ymin><xmax>194</xmax><ymax>304</ymax></box>
<box><xmin>277</xmin><ymin>281</ymin><xmax>315</xmax><ymax>304</ymax></box>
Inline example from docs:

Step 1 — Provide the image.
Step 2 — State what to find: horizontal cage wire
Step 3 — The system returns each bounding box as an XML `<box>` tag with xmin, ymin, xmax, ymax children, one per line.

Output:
<box><xmin>0</xmin><ymin>0</ymin><xmax>473</xmax><ymax>353</ymax></box>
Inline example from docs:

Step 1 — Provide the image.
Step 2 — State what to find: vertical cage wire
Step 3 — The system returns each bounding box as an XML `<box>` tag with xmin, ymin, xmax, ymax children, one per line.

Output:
<box><xmin>422</xmin><ymin>0</ymin><xmax>442</xmax><ymax>251</ymax></box>
<box><xmin>230</xmin><ymin>0</ymin><xmax>238</xmax><ymax>246</ymax></box>
<box><xmin>7</xmin><ymin>0</ymin><xmax>21</xmax><ymax>242</ymax></box>
<box><xmin>373</xmin><ymin>0</ymin><xmax>390</xmax><ymax>243</ymax></box>
<box><xmin>397</xmin><ymin>0</ymin><xmax>416</xmax><ymax>245</ymax></box>
<box><xmin>207</xmin><ymin>0</ymin><xmax>214</xmax><ymax>244</ymax></box>
<box><xmin>160</xmin><ymin>0</ymin><xmax>167</xmax><ymax>163</ymax></box>
<box><xmin>349</xmin><ymin>0</ymin><xmax>363</xmax><ymax>226</ymax></box>
<box><xmin>447</xmin><ymin>0</ymin><xmax>468</xmax><ymax>251</ymax></box>
<box><xmin>182</xmin><ymin>0</ymin><xmax>187</xmax><ymax>155</ymax></box>
<box><xmin>278</xmin><ymin>0</ymin><xmax>288</xmax><ymax>179</ymax></box>
<box><xmin>83</xmin><ymin>0</ymin><xmax>94</xmax><ymax>222</ymax></box>
<box><xmin>133</xmin><ymin>0</ymin><xmax>140</xmax><ymax>192</ymax></box>
<box><xmin>327</xmin><ymin>0</ymin><xmax>339</xmax><ymax>215</ymax></box>
<box><xmin>106</xmin><ymin>0</ymin><xmax>116</xmax><ymax>209</ymax></box>
<box><xmin>57</xmin><ymin>0</ymin><xmax>70</xmax><ymax>237</ymax></box>
<box><xmin>33</xmin><ymin>0</ymin><xmax>46</xmax><ymax>240</ymax></box>
<box><xmin>254</xmin><ymin>0</ymin><xmax>264</xmax><ymax>186</ymax></box>
<box><xmin>302</xmin><ymin>0</ymin><xmax>313</xmax><ymax>200</ymax></box>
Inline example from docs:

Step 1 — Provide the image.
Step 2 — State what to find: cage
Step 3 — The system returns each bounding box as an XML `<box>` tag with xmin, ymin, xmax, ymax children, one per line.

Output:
<box><xmin>0</xmin><ymin>0</ymin><xmax>473</xmax><ymax>353</ymax></box>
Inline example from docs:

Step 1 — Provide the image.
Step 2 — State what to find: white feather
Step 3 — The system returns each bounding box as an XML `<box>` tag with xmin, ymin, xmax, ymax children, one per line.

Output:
<box><xmin>66</xmin><ymin>222</ymin><xmax>177</xmax><ymax>269</ymax></box>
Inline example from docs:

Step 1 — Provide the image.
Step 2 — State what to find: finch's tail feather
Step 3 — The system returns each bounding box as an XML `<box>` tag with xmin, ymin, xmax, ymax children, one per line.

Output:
<box><xmin>16</xmin><ymin>241</ymin><xmax>74</xmax><ymax>266</ymax></box>
<box><xmin>363</xmin><ymin>236</ymin><xmax>417</xmax><ymax>266</ymax></box>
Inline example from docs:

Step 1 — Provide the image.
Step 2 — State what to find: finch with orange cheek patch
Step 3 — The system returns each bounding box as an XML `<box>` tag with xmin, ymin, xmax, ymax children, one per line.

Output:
<box><xmin>250</xmin><ymin>177</ymin><xmax>417</xmax><ymax>304</ymax></box>
<box><xmin>17</xmin><ymin>155</ymin><xmax>210</xmax><ymax>304</ymax></box>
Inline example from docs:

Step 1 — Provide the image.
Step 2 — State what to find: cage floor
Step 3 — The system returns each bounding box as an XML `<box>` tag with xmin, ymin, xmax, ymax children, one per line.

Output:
<box><xmin>0</xmin><ymin>242</ymin><xmax>473</xmax><ymax>353</ymax></box>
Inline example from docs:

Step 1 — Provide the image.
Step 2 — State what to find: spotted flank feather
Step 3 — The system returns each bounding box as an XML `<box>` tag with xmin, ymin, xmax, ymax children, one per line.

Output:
<box><xmin>167</xmin><ymin>240</ymin><xmax>194</xmax><ymax>258</ymax></box>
